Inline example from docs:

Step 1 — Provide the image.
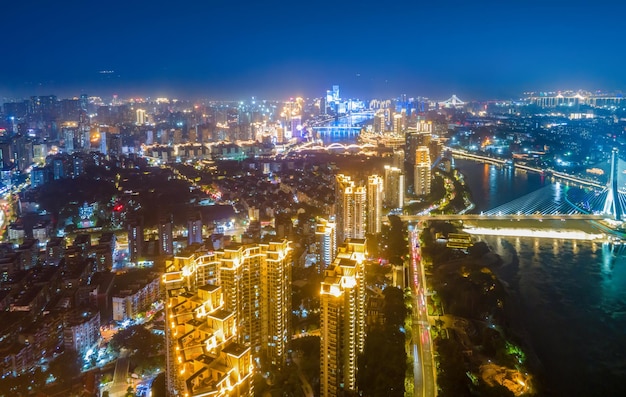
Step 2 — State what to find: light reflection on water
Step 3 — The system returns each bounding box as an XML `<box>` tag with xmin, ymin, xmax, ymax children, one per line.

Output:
<box><xmin>477</xmin><ymin>236</ymin><xmax>626</xmax><ymax>395</ymax></box>
<box><xmin>455</xmin><ymin>158</ymin><xmax>626</xmax><ymax>395</ymax></box>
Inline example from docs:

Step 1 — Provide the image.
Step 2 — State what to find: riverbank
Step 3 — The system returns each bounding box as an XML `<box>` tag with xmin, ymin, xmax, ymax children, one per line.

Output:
<box><xmin>461</xmin><ymin>218</ymin><xmax>607</xmax><ymax>241</ymax></box>
<box><xmin>420</xmin><ymin>221</ymin><xmax>536</xmax><ymax>396</ymax></box>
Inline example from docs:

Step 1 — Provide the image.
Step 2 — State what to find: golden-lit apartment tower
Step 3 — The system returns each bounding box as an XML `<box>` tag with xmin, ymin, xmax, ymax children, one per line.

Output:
<box><xmin>261</xmin><ymin>240</ymin><xmax>292</xmax><ymax>364</ymax></box>
<box><xmin>315</xmin><ymin>218</ymin><xmax>337</xmax><ymax>273</ymax></box>
<box><xmin>414</xmin><ymin>146</ymin><xmax>431</xmax><ymax>196</ymax></box>
<box><xmin>320</xmin><ymin>239</ymin><xmax>367</xmax><ymax>397</ymax></box>
<box><xmin>366</xmin><ymin>175</ymin><xmax>383</xmax><ymax>234</ymax></box>
<box><xmin>217</xmin><ymin>240</ymin><xmax>292</xmax><ymax>365</ymax></box>
<box><xmin>163</xmin><ymin>258</ymin><xmax>253</xmax><ymax>397</ymax></box>
<box><xmin>393</xmin><ymin>113</ymin><xmax>403</xmax><ymax>134</ymax></box>
<box><xmin>164</xmin><ymin>240</ymin><xmax>292</xmax><ymax>383</ymax></box>
<box><xmin>335</xmin><ymin>175</ymin><xmax>366</xmax><ymax>244</ymax></box>
<box><xmin>136</xmin><ymin>108</ymin><xmax>146</xmax><ymax>125</ymax></box>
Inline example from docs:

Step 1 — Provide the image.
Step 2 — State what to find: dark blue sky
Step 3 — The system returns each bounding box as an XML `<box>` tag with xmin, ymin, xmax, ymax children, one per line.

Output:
<box><xmin>1</xmin><ymin>0</ymin><xmax>624</xmax><ymax>100</ymax></box>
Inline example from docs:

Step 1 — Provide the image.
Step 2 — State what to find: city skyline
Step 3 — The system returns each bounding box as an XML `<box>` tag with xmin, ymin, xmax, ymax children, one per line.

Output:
<box><xmin>3</xmin><ymin>0</ymin><xmax>626</xmax><ymax>100</ymax></box>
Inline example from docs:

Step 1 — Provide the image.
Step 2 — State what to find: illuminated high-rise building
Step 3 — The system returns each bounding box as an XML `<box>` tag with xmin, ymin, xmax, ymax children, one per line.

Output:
<box><xmin>260</xmin><ymin>240</ymin><xmax>292</xmax><ymax>364</ymax></box>
<box><xmin>332</xmin><ymin>85</ymin><xmax>340</xmax><ymax>101</ymax></box>
<box><xmin>187</xmin><ymin>213</ymin><xmax>203</xmax><ymax>246</ymax></box>
<box><xmin>429</xmin><ymin>138</ymin><xmax>444</xmax><ymax>163</ymax></box>
<box><xmin>320</xmin><ymin>239</ymin><xmax>367</xmax><ymax>397</ymax></box>
<box><xmin>384</xmin><ymin>165</ymin><xmax>405</xmax><ymax>208</ymax></box>
<box><xmin>163</xmin><ymin>240</ymin><xmax>292</xmax><ymax>394</ymax></box>
<box><xmin>315</xmin><ymin>218</ymin><xmax>337</xmax><ymax>273</ymax></box>
<box><xmin>393</xmin><ymin>113</ymin><xmax>403</xmax><ymax>135</ymax></box>
<box><xmin>366</xmin><ymin>175</ymin><xmax>384</xmax><ymax>234</ymax></box>
<box><xmin>163</xmin><ymin>262</ymin><xmax>253</xmax><ymax>397</ymax></box>
<box><xmin>159</xmin><ymin>214</ymin><xmax>174</xmax><ymax>256</ymax></box>
<box><xmin>290</xmin><ymin>115</ymin><xmax>301</xmax><ymax>139</ymax></box>
<box><xmin>374</xmin><ymin>112</ymin><xmax>385</xmax><ymax>133</ymax></box>
<box><xmin>64</xmin><ymin>128</ymin><xmax>75</xmax><ymax>153</ymax></box>
<box><xmin>414</xmin><ymin>146</ymin><xmax>431</xmax><ymax>196</ymax></box>
<box><xmin>335</xmin><ymin>175</ymin><xmax>366</xmax><ymax>244</ymax></box>
<box><xmin>405</xmin><ymin>120</ymin><xmax>432</xmax><ymax>191</ymax></box>
<box><xmin>127</xmin><ymin>217</ymin><xmax>144</xmax><ymax>263</ymax></box>
<box><xmin>416</xmin><ymin>119</ymin><xmax>432</xmax><ymax>134</ymax></box>
<box><xmin>173</xmin><ymin>128</ymin><xmax>183</xmax><ymax>145</ymax></box>
<box><xmin>217</xmin><ymin>240</ymin><xmax>292</xmax><ymax>365</ymax></box>
<box><xmin>136</xmin><ymin>109</ymin><xmax>146</xmax><ymax>125</ymax></box>
<box><xmin>188</xmin><ymin>127</ymin><xmax>198</xmax><ymax>144</ymax></box>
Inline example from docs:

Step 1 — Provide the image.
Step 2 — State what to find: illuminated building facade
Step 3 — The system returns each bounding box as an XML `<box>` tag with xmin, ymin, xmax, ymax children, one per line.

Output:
<box><xmin>335</xmin><ymin>175</ymin><xmax>366</xmax><ymax>244</ymax></box>
<box><xmin>315</xmin><ymin>218</ymin><xmax>337</xmax><ymax>273</ymax></box>
<box><xmin>405</xmin><ymin>120</ymin><xmax>432</xmax><ymax>191</ymax></box>
<box><xmin>414</xmin><ymin>146</ymin><xmax>431</xmax><ymax>196</ymax></box>
<box><xmin>136</xmin><ymin>108</ymin><xmax>146</xmax><ymax>125</ymax></box>
<box><xmin>374</xmin><ymin>112</ymin><xmax>385</xmax><ymax>133</ymax></box>
<box><xmin>218</xmin><ymin>241</ymin><xmax>292</xmax><ymax>365</ymax></box>
<box><xmin>383</xmin><ymin>165</ymin><xmax>405</xmax><ymax>208</ymax></box>
<box><xmin>128</xmin><ymin>217</ymin><xmax>144</xmax><ymax>263</ymax></box>
<box><xmin>163</xmin><ymin>267</ymin><xmax>253</xmax><ymax>397</ymax></box>
<box><xmin>393</xmin><ymin>113</ymin><xmax>403</xmax><ymax>135</ymax></box>
<box><xmin>112</xmin><ymin>275</ymin><xmax>160</xmax><ymax>321</ymax></box>
<box><xmin>320</xmin><ymin>239</ymin><xmax>367</xmax><ymax>397</ymax></box>
<box><xmin>63</xmin><ymin>309</ymin><xmax>101</xmax><ymax>357</ymax></box>
<box><xmin>159</xmin><ymin>214</ymin><xmax>174</xmax><ymax>256</ymax></box>
<box><xmin>164</xmin><ymin>239</ymin><xmax>292</xmax><ymax>370</ymax></box>
<box><xmin>366</xmin><ymin>175</ymin><xmax>383</xmax><ymax>234</ymax></box>
<box><xmin>187</xmin><ymin>214</ymin><xmax>203</xmax><ymax>246</ymax></box>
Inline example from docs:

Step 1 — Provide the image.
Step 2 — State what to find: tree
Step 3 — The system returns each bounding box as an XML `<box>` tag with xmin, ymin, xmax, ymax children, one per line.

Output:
<box><xmin>435</xmin><ymin>339</ymin><xmax>471</xmax><ymax>397</ymax></box>
<box><xmin>110</xmin><ymin>324</ymin><xmax>163</xmax><ymax>357</ymax></box>
<box><xmin>48</xmin><ymin>349</ymin><xmax>81</xmax><ymax>386</ymax></box>
<box><xmin>358</xmin><ymin>286</ymin><xmax>408</xmax><ymax>396</ymax></box>
<box><xmin>383</xmin><ymin>286</ymin><xmax>407</xmax><ymax>330</ymax></box>
<box><xmin>386</xmin><ymin>215</ymin><xmax>408</xmax><ymax>265</ymax></box>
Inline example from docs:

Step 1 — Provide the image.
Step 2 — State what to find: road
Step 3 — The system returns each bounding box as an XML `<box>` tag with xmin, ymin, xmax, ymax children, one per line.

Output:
<box><xmin>409</xmin><ymin>227</ymin><xmax>437</xmax><ymax>397</ymax></box>
<box><xmin>107</xmin><ymin>348</ymin><xmax>131</xmax><ymax>397</ymax></box>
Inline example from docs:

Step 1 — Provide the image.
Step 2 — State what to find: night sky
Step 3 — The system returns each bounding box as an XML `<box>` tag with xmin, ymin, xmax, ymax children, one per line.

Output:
<box><xmin>1</xmin><ymin>0</ymin><xmax>624</xmax><ymax>100</ymax></box>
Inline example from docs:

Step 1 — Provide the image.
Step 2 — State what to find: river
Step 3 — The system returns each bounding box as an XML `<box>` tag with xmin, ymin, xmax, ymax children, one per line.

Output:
<box><xmin>454</xmin><ymin>159</ymin><xmax>626</xmax><ymax>396</ymax></box>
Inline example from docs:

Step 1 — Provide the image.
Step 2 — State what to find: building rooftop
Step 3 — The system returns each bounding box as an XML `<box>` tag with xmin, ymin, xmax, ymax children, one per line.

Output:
<box><xmin>198</xmin><ymin>284</ymin><xmax>220</xmax><ymax>292</ymax></box>
<box><xmin>222</xmin><ymin>342</ymin><xmax>249</xmax><ymax>357</ymax></box>
<box><xmin>208</xmin><ymin>309</ymin><xmax>233</xmax><ymax>321</ymax></box>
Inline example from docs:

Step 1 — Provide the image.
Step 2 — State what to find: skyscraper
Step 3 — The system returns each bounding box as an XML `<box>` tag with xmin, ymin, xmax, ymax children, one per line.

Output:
<box><xmin>393</xmin><ymin>113</ymin><xmax>403</xmax><ymax>135</ymax></box>
<box><xmin>315</xmin><ymin>218</ymin><xmax>337</xmax><ymax>273</ymax></box>
<box><xmin>374</xmin><ymin>112</ymin><xmax>385</xmax><ymax>133</ymax></box>
<box><xmin>187</xmin><ymin>213</ymin><xmax>203</xmax><ymax>246</ymax></box>
<box><xmin>405</xmin><ymin>120</ymin><xmax>432</xmax><ymax>191</ymax></box>
<box><xmin>335</xmin><ymin>175</ymin><xmax>366</xmax><ymax>244</ymax></box>
<box><xmin>366</xmin><ymin>175</ymin><xmax>384</xmax><ymax>234</ymax></box>
<box><xmin>136</xmin><ymin>109</ymin><xmax>146</xmax><ymax>125</ymax></box>
<box><xmin>414</xmin><ymin>146</ymin><xmax>431</xmax><ymax>196</ymax></box>
<box><xmin>159</xmin><ymin>214</ymin><xmax>174</xmax><ymax>256</ymax></box>
<box><xmin>383</xmin><ymin>165</ymin><xmax>405</xmax><ymax>209</ymax></box>
<box><xmin>260</xmin><ymin>240</ymin><xmax>292</xmax><ymax>364</ymax></box>
<box><xmin>163</xmin><ymin>239</ymin><xmax>292</xmax><ymax>394</ymax></box>
<box><xmin>217</xmin><ymin>240</ymin><xmax>292</xmax><ymax>365</ymax></box>
<box><xmin>162</xmin><ymin>265</ymin><xmax>253</xmax><ymax>397</ymax></box>
<box><xmin>127</xmin><ymin>217</ymin><xmax>144</xmax><ymax>264</ymax></box>
<box><xmin>320</xmin><ymin>239</ymin><xmax>367</xmax><ymax>397</ymax></box>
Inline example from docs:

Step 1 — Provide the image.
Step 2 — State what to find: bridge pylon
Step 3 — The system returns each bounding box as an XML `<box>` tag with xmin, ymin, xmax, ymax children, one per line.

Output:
<box><xmin>602</xmin><ymin>148</ymin><xmax>623</xmax><ymax>221</ymax></box>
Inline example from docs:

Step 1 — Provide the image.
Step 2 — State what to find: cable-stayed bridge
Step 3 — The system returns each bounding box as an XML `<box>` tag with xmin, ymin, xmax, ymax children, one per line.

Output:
<box><xmin>447</xmin><ymin>148</ymin><xmax>625</xmax><ymax>221</ymax></box>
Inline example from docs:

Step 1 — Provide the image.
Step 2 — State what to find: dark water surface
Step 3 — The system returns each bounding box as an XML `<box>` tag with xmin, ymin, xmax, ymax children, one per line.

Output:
<box><xmin>455</xmin><ymin>159</ymin><xmax>626</xmax><ymax>396</ymax></box>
